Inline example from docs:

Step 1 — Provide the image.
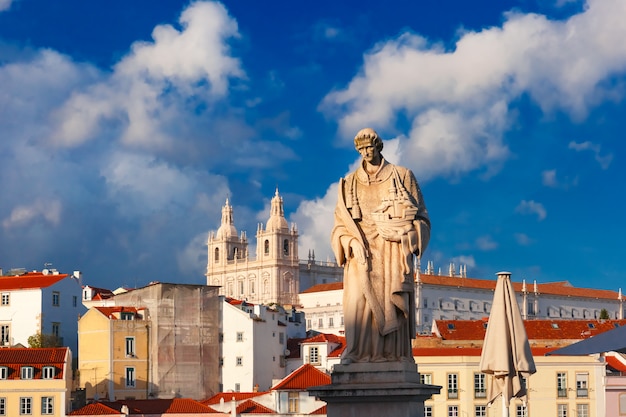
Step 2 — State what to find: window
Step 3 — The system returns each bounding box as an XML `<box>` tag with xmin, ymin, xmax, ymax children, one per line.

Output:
<box><xmin>307</xmin><ymin>319</ymin><xmax>311</xmax><ymax>329</ymax></box>
<box><xmin>236</xmin><ymin>357</ymin><xmax>243</xmax><ymax>366</ymax></box>
<box><xmin>309</xmin><ymin>346</ymin><xmax>320</xmax><ymax>365</ymax></box>
<box><xmin>621</xmin><ymin>393</ymin><xmax>626</xmax><ymax>414</ymax></box>
<box><xmin>318</xmin><ymin>318</ymin><xmax>323</xmax><ymax>328</ymax></box>
<box><xmin>424</xmin><ymin>405</ymin><xmax>433</xmax><ymax>417</ymax></box>
<box><xmin>219</xmin><ymin>357</ymin><xmax>224</xmax><ymax>366</ymax></box>
<box><xmin>0</xmin><ymin>397</ymin><xmax>5</xmax><ymax>416</ymax></box>
<box><xmin>264</xmin><ymin>240</ymin><xmax>269</xmax><ymax>255</ymax></box>
<box><xmin>557</xmin><ymin>372</ymin><xmax>568</xmax><ymax>397</ymax></box>
<box><xmin>0</xmin><ymin>293</ymin><xmax>8</xmax><ymax>306</ymax></box>
<box><xmin>576</xmin><ymin>404</ymin><xmax>588</xmax><ymax>417</ymax></box>
<box><xmin>279</xmin><ymin>332</ymin><xmax>285</xmax><ymax>344</ymax></box>
<box><xmin>448</xmin><ymin>405</ymin><xmax>458</xmax><ymax>417</ymax></box>
<box><xmin>51</xmin><ymin>322</ymin><xmax>60</xmax><ymax>338</ymax></box>
<box><xmin>125</xmin><ymin>367</ymin><xmax>135</xmax><ymax>387</ymax></box>
<box><xmin>20</xmin><ymin>397</ymin><xmax>32</xmax><ymax>415</ymax></box>
<box><xmin>420</xmin><ymin>373</ymin><xmax>432</xmax><ymax>385</ymax></box>
<box><xmin>558</xmin><ymin>404</ymin><xmax>568</xmax><ymax>417</ymax></box>
<box><xmin>288</xmin><ymin>392</ymin><xmax>299</xmax><ymax>413</ymax></box>
<box><xmin>475</xmin><ymin>405</ymin><xmax>486</xmax><ymax>417</ymax></box>
<box><xmin>0</xmin><ymin>367</ymin><xmax>6</xmax><ymax>379</ymax></box>
<box><xmin>329</xmin><ymin>317</ymin><xmax>334</xmax><ymax>328</ymax></box>
<box><xmin>447</xmin><ymin>373</ymin><xmax>458</xmax><ymax>399</ymax></box>
<box><xmin>340</xmin><ymin>316</ymin><xmax>344</xmax><ymax>325</ymax></box>
<box><xmin>42</xmin><ymin>366</ymin><xmax>55</xmax><ymax>379</ymax></box>
<box><xmin>239</xmin><ymin>281</ymin><xmax>244</xmax><ymax>295</ymax></box>
<box><xmin>52</xmin><ymin>291</ymin><xmax>60</xmax><ymax>306</ymax></box>
<box><xmin>474</xmin><ymin>373</ymin><xmax>486</xmax><ymax>398</ymax></box>
<box><xmin>21</xmin><ymin>366</ymin><xmax>34</xmax><ymax>379</ymax></box>
<box><xmin>121</xmin><ymin>312</ymin><xmax>134</xmax><ymax>320</ymax></box>
<box><xmin>516</xmin><ymin>404</ymin><xmax>528</xmax><ymax>417</ymax></box>
<box><xmin>283</xmin><ymin>239</ymin><xmax>289</xmax><ymax>256</ymax></box>
<box><xmin>214</xmin><ymin>248</ymin><xmax>219</xmax><ymax>262</ymax></box>
<box><xmin>235</xmin><ymin>383</ymin><xmax>240</xmax><ymax>392</ymax></box>
<box><xmin>250</xmin><ymin>280</ymin><xmax>255</xmax><ymax>294</ymax></box>
<box><xmin>41</xmin><ymin>397</ymin><xmax>53</xmax><ymax>415</ymax></box>
<box><xmin>0</xmin><ymin>325</ymin><xmax>9</xmax><ymax>345</ymax></box>
<box><xmin>236</xmin><ymin>332</ymin><xmax>244</xmax><ymax>342</ymax></box>
<box><xmin>576</xmin><ymin>373</ymin><xmax>588</xmax><ymax>398</ymax></box>
<box><xmin>125</xmin><ymin>337</ymin><xmax>135</xmax><ymax>356</ymax></box>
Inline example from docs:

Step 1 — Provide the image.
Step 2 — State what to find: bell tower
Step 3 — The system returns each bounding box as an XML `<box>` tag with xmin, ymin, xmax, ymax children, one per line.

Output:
<box><xmin>206</xmin><ymin>199</ymin><xmax>248</xmax><ymax>290</ymax></box>
<box><xmin>256</xmin><ymin>189</ymin><xmax>299</xmax><ymax>305</ymax></box>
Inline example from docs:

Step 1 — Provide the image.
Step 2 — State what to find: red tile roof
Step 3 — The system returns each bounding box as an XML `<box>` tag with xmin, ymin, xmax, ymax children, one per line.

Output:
<box><xmin>300</xmin><ymin>282</ymin><xmax>343</xmax><ymax>294</ymax></box>
<box><xmin>70</xmin><ymin>399</ymin><xmax>218</xmax><ymax>415</ymax></box>
<box><xmin>419</xmin><ymin>274</ymin><xmax>621</xmax><ymax>300</ymax></box>
<box><xmin>434</xmin><ymin>319</ymin><xmax>626</xmax><ymax>342</ymax></box>
<box><xmin>606</xmin><ymin>356</ymin><xmax>626</xmax><ymax>372</ymax></box>
<box><xmin>302</xmin><ymin>333</ymin><xmax>343</xmax><ymax>345</ymax></box>
<box><xmin>301</xmin><ymin>274</ymin><xmax>621</xmax><ymax>300</ymax></box>
<box><xmin>202</xmin><ymin>392</ymin><xmax>266</xmax><ymax>405</ymax></box>
<box><xmin>0</xmin><ymin>271</ymin><xmax>69</xmax><ymax>290</ymax></box>
<box><xmin>271</xmin><ymin>364</ymin><xmax>331</xmax><ymax>390</ymax></box>
<box><xmin>68</xmin><ymin>402</ymin><xmax>120</xmax><ymax>415</ymax></box>
<box><xmin>93</xmin><ymin>306</ymin><xmax>142</xmax><ymax>319</ymax></box>
<box><xmin>0</xmin><ymin>347</ymin><xmax>68</xmax><ymax>379</ymax></box>
<box><xmin>236</xmin><ymin>399</ymin><xmax>275</xmax><ymax>414</ymax></box>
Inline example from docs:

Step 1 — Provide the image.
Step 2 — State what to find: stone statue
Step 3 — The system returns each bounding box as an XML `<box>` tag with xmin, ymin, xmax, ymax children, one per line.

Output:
<box><xmin>331</xmin><ymin>128</ymin><xmax>430</xmax><ymax>364</ymax></box>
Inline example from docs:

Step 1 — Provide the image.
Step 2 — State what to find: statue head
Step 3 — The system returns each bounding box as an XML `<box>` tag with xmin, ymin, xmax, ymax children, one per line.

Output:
<box><xmin>354</xmin><ymin>128</ymin><xmax>383</xmax><ymax>153</ymax></box>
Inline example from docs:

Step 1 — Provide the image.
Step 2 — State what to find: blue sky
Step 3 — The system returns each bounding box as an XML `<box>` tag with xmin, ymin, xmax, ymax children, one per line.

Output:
<box><xmin>0</xmin><ymin>0</ymin><xmax>624</xmax><ymax>292</ymax></box>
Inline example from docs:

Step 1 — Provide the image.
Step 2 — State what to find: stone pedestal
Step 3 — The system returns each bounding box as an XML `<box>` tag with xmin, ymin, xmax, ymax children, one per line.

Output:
<box><xmin>308</xmin><ymin>361</ymin><xmax>441</xmax><ymax>417</ymax></box>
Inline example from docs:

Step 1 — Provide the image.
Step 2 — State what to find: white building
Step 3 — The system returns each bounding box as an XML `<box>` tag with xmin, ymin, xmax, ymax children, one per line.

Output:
<box><xmin>205</xmin><ymin>363</ymin><xmax>329</xmax><ymax>416</ymax></box>
<box><xmin>220</xmin><ymin>297</ymin><xmax>306</xmax><ymax>393</ymax></box>
<box><xmin>300</xmin><ymin>271</ymin><xmax>625</xmax><ymax>335</ymax></box>
<box><xmin>0</xmin><ymin>269</ymin><xmax>84</xmax><ymax>355</ymax></box>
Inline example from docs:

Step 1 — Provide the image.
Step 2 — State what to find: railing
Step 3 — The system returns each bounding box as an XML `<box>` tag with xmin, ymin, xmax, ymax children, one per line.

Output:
<box><xmin>447</xmin><ymin>390</ymin><xmax>458</xmax><ymax>399</ymax></box>
<box><xmin>475</xmin><ymin>390</ymin><xmax>487</xmax><ymax>398</ymax></box>
<box><xmin>577</xmin><ymin>388</ymin><xmax>588</xmax><ymax>398</ymax></box>
<box><xmin>557</xmin><ymin>389</ymin><xmax>568</xmax><ymax>398</ymax></box>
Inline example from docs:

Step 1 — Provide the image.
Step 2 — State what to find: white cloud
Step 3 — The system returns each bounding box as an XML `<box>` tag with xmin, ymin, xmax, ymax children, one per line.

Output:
<box><xmin>321</xmin><ymin>0</ymin><xmax>626</xmax><ymax>180</ymax></box>
<box><xmin>291</xmin><ymin>182</ymin><xmax>339</xmax><ymax>262</ymax></box>
<box><xmin>514</xmin><ymin>233</ymin><xmax>534</xmax><ymax>246</ymax></box>
<box><xmin>0</xmin><ymin>0</ymin><xmax>13</xmax><ymax>12</ymax></box>
<box><xmin>515</xmin><ymin>200</ymin><xmax>547</xmax><ymax>221</ymax></box>
<box><xmin>476</xmin><ymin>235</ymin><xmax>498</xmax><ymax>251</ymax></box>
<box><xmin>568</xmin><ymin>140</ymin><xmax>613</xmax><ymax>169</ymax></box>
<box><xmin>50</xmin><ymin>1</ymin><xmax>244</xmax><ymax>149</ymax></box>
<box><xmin>542</xmin><ymin>169</ymin><xmax>558</xmax><ymax>187</ymax></box>
<box><xmin>2</xmin><ymin>199</ymin><xmax>62</xmax><ymax>229</ymax></box>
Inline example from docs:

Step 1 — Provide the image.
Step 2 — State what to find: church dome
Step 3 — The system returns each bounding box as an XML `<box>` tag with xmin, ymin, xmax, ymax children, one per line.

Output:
<box><xmin>216</xmin><ymin>199</ymin><xmax>238</xmax><ymax>238</ymax></box>
<box><xmin>266</xmin><ymin>188</ymin><xmax>289</xmax><ymax>231</ymax></box>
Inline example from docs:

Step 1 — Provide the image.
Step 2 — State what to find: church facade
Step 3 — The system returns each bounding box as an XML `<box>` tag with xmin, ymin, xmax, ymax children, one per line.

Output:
<box><xmin>206</xmin><ymin>190</ymin><xmax>301</xmax><ymax>306</ymax></box>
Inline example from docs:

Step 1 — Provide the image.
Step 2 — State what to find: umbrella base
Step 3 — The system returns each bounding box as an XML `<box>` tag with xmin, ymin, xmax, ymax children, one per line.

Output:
<box><xmin>308</xmin><ymin>361</ymin><xmax>441</xmax><ymax>417</ymax></box>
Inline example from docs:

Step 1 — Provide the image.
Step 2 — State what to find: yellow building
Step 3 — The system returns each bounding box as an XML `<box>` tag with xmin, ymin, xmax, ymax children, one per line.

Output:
<box><xmin>78</xmin><ymin>306</ymin><xmax>149</xmax><ymax>401</ymax></box>
<box><xmin>414</xmin><ymin>346</ymin><xmax>605</xmax><ymax>417</ymax></box>
<box><xmin>0</xmin><ymin>347</ymin><xmax>72</xmax><ymax>416</ymax></box>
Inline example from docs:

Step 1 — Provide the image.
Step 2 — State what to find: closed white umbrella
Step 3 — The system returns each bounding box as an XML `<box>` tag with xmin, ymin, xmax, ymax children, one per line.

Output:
<box><xmin>479</xmin><ymin>272</ymin><xmax>536</xmax><ymax>417</ymax></box>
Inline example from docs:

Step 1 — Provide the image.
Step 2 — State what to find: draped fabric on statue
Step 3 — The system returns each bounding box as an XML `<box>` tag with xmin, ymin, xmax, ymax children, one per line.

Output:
<box><xmin>331</xmin><ymin>159</ymin><xmax>429</xmax><ymax>363</ymax></box>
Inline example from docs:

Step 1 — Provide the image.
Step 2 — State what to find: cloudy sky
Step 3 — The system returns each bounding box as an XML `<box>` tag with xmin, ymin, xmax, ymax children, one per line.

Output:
<box><xmin>1</xmin><ymin>0</ymin><xmax>624</xmax><ymax>292</ymax></box>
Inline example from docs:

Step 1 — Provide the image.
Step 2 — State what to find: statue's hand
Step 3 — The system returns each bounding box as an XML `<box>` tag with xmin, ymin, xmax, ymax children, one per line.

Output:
<box><xmin>350</xmin><ymin>240</ymin><xmax>367</xmax><ymax>265</ymax></box>
<box><xmin>379</xmin><ymin>226</ymin><xmax>402</xmax><ymax>242</ymax></box>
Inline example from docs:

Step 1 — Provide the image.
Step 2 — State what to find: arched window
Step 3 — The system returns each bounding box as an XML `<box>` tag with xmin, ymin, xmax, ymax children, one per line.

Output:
<box><xmin>214</xmin><ymin>248</ymin><xmax>219</xmax><ymax>262</ymax></box>
<box><xmin>264</xmin><ymin>240</ymin><xmax>269</xmax><ymax>255</ymax></box>
<box><xmin>283</xmin><ymin>239</ymin><xmax>289</xmax><ymax>256</ymax></box>
<box><xmin>233</xmin><ymin>247</ymin><xmax>238</xmax><ymax>259</ymax></box>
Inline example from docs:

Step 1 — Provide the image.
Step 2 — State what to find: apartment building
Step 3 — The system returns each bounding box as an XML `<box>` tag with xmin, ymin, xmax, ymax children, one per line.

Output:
<box><xmin>0</xmin><ymin>269</ymin><xmax>84</xmax><ymax>354</ymax></box>
<box><xmin>220</xmin><ymin>297</ymin><xmax>306</xmax><ymax>393</ymax></box>
<box><xmin>78</xmin><ymin>306</ymin><xmax>149</xmax><ymax>401</ymax></box>
<box><xmin>0</xmin><ymin>347</ymin><xmax>72</xmax><ymax>416</ymax></box>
